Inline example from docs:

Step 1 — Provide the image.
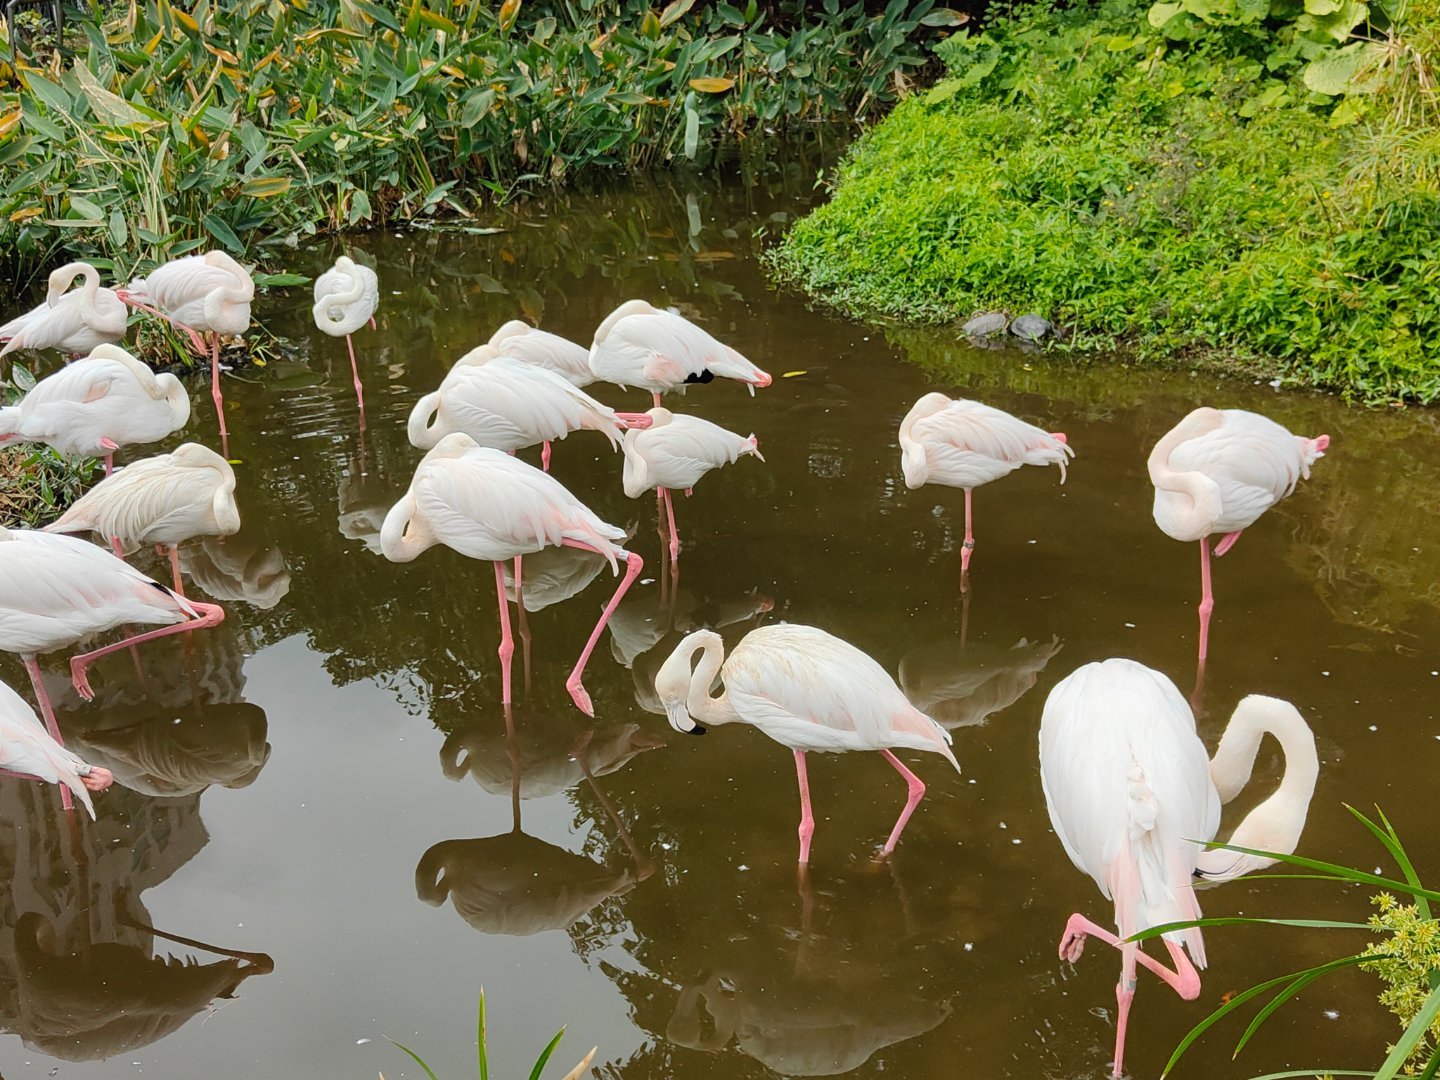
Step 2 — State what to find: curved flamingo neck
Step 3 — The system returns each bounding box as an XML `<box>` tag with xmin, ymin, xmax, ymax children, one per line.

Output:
<box><xmin>48</xmin><ymin>262</ymin><xmax>96</xmax><ymax>305</ymax></box>
<box><xmin>379</xmin><ymin>494</ymin><xmax>434</xmax><ymax>562</ymax></box>
<box><xmin>687</xmin><ymin>636</ymin><xmax>740</xmax><ymax>727</ymax></box>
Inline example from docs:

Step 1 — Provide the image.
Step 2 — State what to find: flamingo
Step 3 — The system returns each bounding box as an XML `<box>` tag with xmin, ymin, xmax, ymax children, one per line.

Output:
<box><xmin>45</xmin><ymin>442</ymin><xmax>240</xmax><ymax>592</ymax></box>
<box><xmin>1149</xmin><ymin>408</ymin><xmax>1329</xmax><ymax>661</ymax></box>
<box><xmin>121</xmin><ymin>251</ymin><xmax>253</xmax><ymax>450</ymax></box>
<box><xmin>313</xmin><ymin>255</ymin><xmax>379</xmax><ymax>413</ymax></box>
<box><xmin>488</xmin><ymin>319</ymin><xmax>595</xmax><ymax>386</ymax></box>
<box><xmin>0</xmin><ymin>677</ymin><xmax>113</xmax><ymax>817</ymax></box>
<box><xmin>0</xmin><ymin>261</ymin><xmax>128</xmax><ymax>359</ymax></box>
<box><xmin>0</xmin><ymin>528</ymin><xmax>224</xmax><ymax>810</ymax></box>
<box><xmin>899</xmin><ymin>393</ymin><xmax>1072</xmax><ymax>585</ymax></box>
<box><xmin>1039</xmin><ymin>657</ymin><xmax>1318</xmax><ymax>1077</ymax></box>
<box><xmin>0</xmin><ymin>344</ymin><xmax>189</xmax><ymax>474</ymax></box>
<box><xmin>653</xmin><ymin>623</ymin><xmax>959</xmax><ymax>864</ymax></box>
<box><xmin>588</xmin><ymin>299</ymin><xmax>772</xmax><ymax>407</ymax></box>
<box><xmin>408</xmin><ymin>346</ymin><xmax>629</xmax><ymax>471</ymax></box>
<box><xmin>380</xmin><ymin>433</ymin><xmax>644</xmax><ymax>715</ymax></box>
<box><xmin>621</xmin><ymin>407</ymin><xmax>764</xmax><ymax>563</ymax></box>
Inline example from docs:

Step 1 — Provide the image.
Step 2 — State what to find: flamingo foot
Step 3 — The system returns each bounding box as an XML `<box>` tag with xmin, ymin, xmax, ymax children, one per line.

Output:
<box><xmin>70</xmin><ymin>659</ymin><xmax>97</xmax><ymax>702</ymax></box>
<box><xmin>80</xmin><ymin>766</ymin><xmax>114</xmax><ymax>792</ymax></box>
<box><xmin>1059</xmin><ymin>913</ymin><xmax>1091</xmax><ymax>963</ymax></box>
<box><xmin>1213</xmin><ymin>530</ymin><xmax>1243</xmax><ymax>558</ymax></box>
<box><xmin>566</xmin><ymin>677</ymin><xmax>595</xmax><ymax>718</ymax></box>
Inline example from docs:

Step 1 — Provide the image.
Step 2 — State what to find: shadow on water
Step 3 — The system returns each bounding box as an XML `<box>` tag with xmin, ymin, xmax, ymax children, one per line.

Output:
<box><xmin>0</xmin><ymin>138</ymin><xmax>1436</xmax><ymax>1077</ymax></box>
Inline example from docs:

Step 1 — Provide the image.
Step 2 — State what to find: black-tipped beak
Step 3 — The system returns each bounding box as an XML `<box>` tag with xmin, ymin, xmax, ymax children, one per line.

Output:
<box><xmin>689</xmin><ymin>723</ymin><xmax>707</xmax><ymax>736</ymax></box>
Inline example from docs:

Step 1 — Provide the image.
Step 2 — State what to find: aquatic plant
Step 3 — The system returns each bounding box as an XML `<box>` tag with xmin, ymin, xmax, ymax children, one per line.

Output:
<box><xmin>1131</xmin><ymin>805</ymin><xmax>1440</xmax><ymax>1078</ymax></box>
<box><xmin>385</xmin><ymin>988</ymin><xmax>597</xmax><ymax>1080</ymax></box>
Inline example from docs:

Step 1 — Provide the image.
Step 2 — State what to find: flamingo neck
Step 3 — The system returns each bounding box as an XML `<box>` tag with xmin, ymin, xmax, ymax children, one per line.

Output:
<box><xmin>686</xmin><ymin>636</ymin><xmax>740</xmax><ymax>727</ymax></box>
<box><xmin>379</xmin><ymin>494</ymin><xmax>434</xmax><ymax>562</ymax></box>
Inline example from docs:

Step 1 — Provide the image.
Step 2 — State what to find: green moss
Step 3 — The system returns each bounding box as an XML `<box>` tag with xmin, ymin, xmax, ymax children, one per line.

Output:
<box><xmin>769</xmin><ymin>0</ymin><xmax>1440</xmax><ymax>402</ymax></box>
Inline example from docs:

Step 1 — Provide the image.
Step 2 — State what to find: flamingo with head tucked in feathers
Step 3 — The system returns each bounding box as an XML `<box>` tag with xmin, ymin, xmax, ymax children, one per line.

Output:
<box><xmin>380</xmin><ymin>433</ymin><xmax>643</xmax><ymax>716</ymax></box>
<box><xmin>0</xmin><ymin>344</ymin><xmax>189</xmax><ymax>475</ymax></box>
<box><xmin>313</xmin><ymin>255</ymin><xmax>379</xmax><ymax>413</ymax></box>
<box><xmin>899</xmin><ymin>393</ymin><xmax>1072</xmax><ymax>586</ymax></box>
<box><xmin>0</xmin><ymin>677</ymin><xmax>113</xmax><ymax>817</ymax></box>
<box><xmin>1039</xmin><ymin>657</ymin><xmax>1318</xmax><ymax>1077</ymax></box>
<box><xmin>1148</xmin><ymin>407</ymin><xmax>1329</xmax><ymax>662</ymax></box>
<box><xmin>654</xmin><ymin>623</ymin><xmax>959</xmax><ymax>865</ymax></box>
<box><xmin>588</xmin><ymin>299</ymin><xmax>771</xmax><ymax>407</ymax></box>
<box><xmin>488</xmin><ymin>320</ymin><xmax>595</xmax><ymax>387</ymax></box>
<box><xmin>0</xmin><ymin>261</ymin><xmax>128</xmax><ymax>360</ymax></box>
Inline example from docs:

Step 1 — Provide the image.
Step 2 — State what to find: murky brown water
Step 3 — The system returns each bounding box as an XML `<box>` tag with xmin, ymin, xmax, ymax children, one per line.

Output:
<box><xmin>4</xmin><ymin>145</ymin><xmax>1440</xmax><ymax>1079</ymax></box>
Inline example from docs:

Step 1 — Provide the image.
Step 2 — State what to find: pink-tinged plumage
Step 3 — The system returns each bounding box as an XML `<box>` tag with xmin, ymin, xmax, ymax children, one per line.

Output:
<box><xmin>620</xmin><ymin>407</ymin><xmax>763</xmax><ymax>498</ymax></box>
<box><xmin>381</xmin><ymin>433</ymin><xmax>642</xmax><ymax>715</ymax></box>
<box><xmin>312</xmin><ymin>256</ymin><xmax>378</xmax><ymax>337</ymax></box>
<box><xmin>1148</xmin><ymin>407</ymin><xmax>1329</xmax><ymax>661</ymax></box>
<box><xmin>0</xmin><ymin>344</ymin><xmax>188</xmax><ymax>466</ymax></box>
<box><xmin>0</xmin><ymin>677</ymin><xmax>111</xmax><ymax>818</ymax></box>
<box><xmin>0</xmin><ymin>262</ymin><xmax>127</xmax><ymax>359</ymax></box>
<box><xmin>488</xmin><ymin>319</ymin><xmax>595</xmax><ymax>387</ymax></box>
<box><xmin>126</xmin><ymin>251</ymin><xmax>253</xmax><ymax>336</ymax></box>
<box><xmin>588</xmin><ymin>299</ymin><xmax>771</xmax><ymax>402</ymax></box>
<box><xmin>1040</xmin><ymin>658</ymin><xmax>1318</xmax><ymax>1077</ymax></box>
<box><xmin>655</xmin><ymin>623</ymin><xmax>958</xmax><ymax>863</ymax></box>
<box><xmin>409</xmin><ymin>347</ymin><xmax>623</xmax><ymax>455</ymax></box>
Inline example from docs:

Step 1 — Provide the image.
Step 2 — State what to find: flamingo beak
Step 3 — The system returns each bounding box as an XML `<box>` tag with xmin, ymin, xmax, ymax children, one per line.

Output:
<box><xmin>664</xmin><ymin>700</ymin><xmax>705</xmax><ymax>736</ymax></box>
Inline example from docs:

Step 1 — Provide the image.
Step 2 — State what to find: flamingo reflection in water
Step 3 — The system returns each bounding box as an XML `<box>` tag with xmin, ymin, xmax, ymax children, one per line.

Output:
<box><xmin>900</xmin><ymin>634</ymin><xmax>1063</xmax><ymax>730</ymax></box>
<box><xmin>1039</xmin><ymin>658</ymin><xmax>1319</xmax><ymax>1077</ymax></box>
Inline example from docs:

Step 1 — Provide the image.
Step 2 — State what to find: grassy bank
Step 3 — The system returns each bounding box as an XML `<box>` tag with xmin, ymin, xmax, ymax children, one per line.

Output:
<box><xmin>769</xmin><ymin>0</ymin><xmax>1440</xmax><ymax>402</ymax></box>
<box><xmin>0</xmin><ymin>0</ymin><xmax>965</xmax><ymax>280</ymax></box>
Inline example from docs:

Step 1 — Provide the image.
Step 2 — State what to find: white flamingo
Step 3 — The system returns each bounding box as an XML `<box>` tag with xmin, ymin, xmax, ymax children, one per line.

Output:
<box><xmin>1039</xmin><ymin>657</ymin><xmax>1318</xmax><ymax>1077</ymax></box>
<box><xmin>380</xmin><ymin>433</ymin><xmax>643</xmax><ymax>715</ymax></box>
<box><xmin>313</xmin><ymin>255</ymin><xmax>379</xmax><ymax>412</ymax></box>
<box><xmin>1149</xmin><ymin>407</ymin><xmax>1329</xmax><ymax>661</ymax></box>
<box><xmin>488</xmin><ymin>320</ymin><xmax>594</xmax><ymax>386</ymax></box>
<box><xmin>409</xmin><ymin>346</ymin><xmax>628</xmax><ymax>471</ymax></box>
<box><xmin>588</xmin><ymin>299</ymin><xmax>771</xmax><ymax>406</ymax></box>
<box><xmin>0</xmin><ymin>528</ymin><xmax>224</xmax><ymax>810</ymax></box>
<box><xmin>654</xmin><ymin>623</ymin><xmax>959</xmax><ymax>864</ymax></box>
<box><xmin>0</xmin><ymin>677</ymin><xmax>113</xmax><ymax>817</ymax></box>
<box><xmin>121</xmin><ymin>251</ymin><xmax>253</xmax><ymax>450</ymax></box>
<box><xmin>900</xmin><ymin>393</ymin><xmax>1072</xmax><ymax>583</ymax></box>
<box><xmin>45</xmin><ymin>442</ymin><xmax>239</xmax><ymax>592</ymax></box>
<box><xmin>0</xmin><ymin>261</ymin><xmax>128</xmax><ymax>359</ymax></box>
<box><xmin>0</xmin><ymin>344</ymin><xmax>189</xmax><ymax>474</ymax></box>
<box><xmin>621</xmin><ymin>407</ymin><xmax>764</xmax><ymax>561</ymax></box>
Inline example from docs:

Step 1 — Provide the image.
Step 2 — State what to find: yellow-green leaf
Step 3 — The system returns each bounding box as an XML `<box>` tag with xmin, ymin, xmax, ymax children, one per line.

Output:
<box><xmin>498</xmin><ymin>0</ymin><xmax>521</xmax><ymax>32</ymax></box>
<box><xmin>241</xmin><ymin>176</ymin><xmax>293</xmax><ymax>198</ymax></box>
<box><xmin>688</xmin><ymin>76</ymin><xmax>735</xmax><ymax>92</ymax></box>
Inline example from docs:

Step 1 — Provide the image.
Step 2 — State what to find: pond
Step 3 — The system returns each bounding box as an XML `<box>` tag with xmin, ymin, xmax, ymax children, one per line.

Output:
<box><xmin>4</xmin><ymin>142</ymin><xmax>1440</xmax><ymax>1079</ymax></box>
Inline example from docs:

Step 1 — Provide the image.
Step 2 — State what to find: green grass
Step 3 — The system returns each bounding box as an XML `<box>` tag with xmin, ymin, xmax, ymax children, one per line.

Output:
<box><xmin>768</xmin><ymin>0</ymin><xmax>1440</xmax><ymax>402</ymax></box>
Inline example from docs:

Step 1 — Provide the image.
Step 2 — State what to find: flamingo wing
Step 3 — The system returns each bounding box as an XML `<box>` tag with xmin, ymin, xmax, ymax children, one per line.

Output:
<box><xmin>47</xmin><ymin>458</ymin><xmax>224</xmax><ymax>544</ymax></box>
<box><xmin>1168</xmin><ymin>412</ymin><xmax>1309</xmax><ymax>522</ymax></box>
<box><xmin>0</xmin><ymin>679</ymin><xmax>96</xmax><ymax>816</ymax></box>
<box><xmin>639</xmin><ymin>415</ymin><xmax>751</xmax><ymax>488</ymax></box>
<box><xmin>913</xmin><ymin>400</ymin><xmax>1071</xmax><ymax>474</ymax></box>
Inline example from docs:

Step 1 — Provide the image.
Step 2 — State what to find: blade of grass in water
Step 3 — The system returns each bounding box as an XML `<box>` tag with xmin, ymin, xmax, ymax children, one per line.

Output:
<box><xmin>1130</xmin><ymin>917</ymin><xmax>1370</xmax><ymax>943</ymax></box>
<box><xmin>478</xmin><ymin>987</ymin><xmax>488</xmax><ymax>1080</ymax></box>
<box><xmin>386</xmin><ymin>1040</ymin><xmax>440</xmax><ymax>1080</ymax></box>
<box><xmin>528</xmin><ymin>1027</ymin><xmax>568</xmax><ymax>1080</ymax></box>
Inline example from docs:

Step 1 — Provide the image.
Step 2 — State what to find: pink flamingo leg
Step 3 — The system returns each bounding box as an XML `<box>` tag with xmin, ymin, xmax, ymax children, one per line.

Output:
<box><xmin>615</xmin><ymin>412</ymin><xmax>653</xmax><ymax>429</ymax></box>
<box><xmin>541</xmin><ymin>441</ymin><xmax>552</xmax><ymax>473</ymax></box>
<box><xmin>492</xmin><ymin>560</ymin><xmax>515</xmax><ymax>705</ymax></box>
<box><xmin>98</xmin><ymin>437</ymin><xmax>118</xmax><ymax>477</ymax></box>
<box><xmin>1197</xmin><ymin>537</ymin><xmax>1214</xmax><ymax>662</ymax></box>
<box><xmin>345</xmin><ymin>333</ymin><xmax>365</xmax><ymax>413</ymax></box>
<box><xmin>652</xmin><ymin>391</ymin><xmax>663</xmax><ymax>409</ymax></box>
<box><xmin>1057</xmin><ymin>912</ymin><xmax>1203</xmax><ymax>994</ymax></box>
<box><xmin>878</xmin><ymin>749</ymin><xmax>926</xmax><ymax>856</ymax></box>
<box><xmin>109</xmin><ymin>536</ymin><xmax>125</xmax><ymax>559</ymax></box>
<box><xmin>22</xmin><ymin>654</ymin><xmax>72</xmax><ymax>812</ymax></box>
<box><xmin>960</xmin><ymin>487</ymin><xmax>975</xmax><ymax>587</ymax></box>
<box><xmin>69</xmin><ymin>601</ymin><xmax>225</xmax><ymax>701</ymax></box>
<box><xmin>560</xmin><ymin>541</ymin><xmax>644</xmax><ymax>717</ymax></box>
<box><xmin>794</xmin><ymin>749</ymin><xmax>815</xmax><ymax>864</ymax></box>
<box><xmin>209</xmin><ymin>333</ymin><xmax>228</xmax><ymax>454</ymax></box>
<box><xmin>168</xmin><ymin>545</ymin><xmax>184</xmax><ymax>595</ymax></box>
<box><xmin>661</xmin><ymin>486</ymin><xmax>680</xmax><ymax>562</ymax></box>
<box><xmin>1213</xmin><ymin>529</ymin><xmax>1243</xmax><ymax>557</ymax></box>
<box><xmin>513</xmin><ymin>555</ymin><xmax>532</xmax><ymax>697</ymax></box>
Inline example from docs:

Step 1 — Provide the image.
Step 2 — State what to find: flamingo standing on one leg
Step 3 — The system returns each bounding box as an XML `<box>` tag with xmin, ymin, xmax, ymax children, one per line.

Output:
<box><xmin>899</xmin><ymin>394</ymin><xmax>1072</xmax><ymax>588</ymax></box>
<box><xmin>44</xmin><ymin>442</ymin><xmax>240</xmax><ymax>591</ymax></box>
<box><xmin>0</xmin><ymin>344</ymin><xmax>189</xmax><ymax>475</ymax></box>
<box><xmin>0</xmin><ymin>677</ymin><xmax>113</xmax><ymax>817</ymax></box>
<box><xmin>1148</xmin><ymin>408</ymin><xmax>1329</xmax><ymax>662</ymax></box>
<box><xmin>653</xmin><ymin>624</ymin><xmax>960</xmax><ymax>865</ymax></box>
<box><xmin>380</xmin><ymin>433</ymin><xmax>643</xmax><ymax>716</ymax></box>
<box><xmin>488</xmin><ymin>320</ymin><xmax>596</xmax><ymax>387</ymax></box>
<box><xmin>620</xmin><ymin>407</ymin><xmax>764</xmax><ymax>564</ymax></box>
<box><xmin>1039</xmin><ymin>657</ymin><xmax>1318</xmax><ymax>1077</ymax></box>
<box><xmin>588</xmin><ymin>299</ymin><xmax>771</xmax><ymax>407</ymax></box>
<box><xmin>0</xmin><ymin>528</ymin><xmax>225</xmax><ymax>809</ymax></box>
<box><xmin>0</xmin><ymin>261</ymin><xmax>128</xmax><ymax>360</ymax></box>
<box><xmin>120</xmin><ymin>251</ymin><xmax>253</xmax><ymax>453</ymax></box>
<box><xmin>313</xmin><ymin>255</ymin><xmax>379</xmax><ymax>417</ymax></box>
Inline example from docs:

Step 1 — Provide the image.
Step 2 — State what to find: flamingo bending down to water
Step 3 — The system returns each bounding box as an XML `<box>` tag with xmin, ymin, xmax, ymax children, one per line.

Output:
<box><xmin>121</xmin><ymin>251</ymin><xmax>253</xmax><ymax>449</ymax></box>
<box><xmin>1039</xmin><ymin>657</ymin><xmax>1318</xmax><ymax>1077</ymax></box>
<box><xmin>1149</xmin><ymin>407</ymin><xmax>1329</xmax><ymax>662</ymax></box>
<box><xmin>313</xmin><ymin>255</ymin><xmax>379</xmax><ymax>412</ymax></box>
<box><xmin>621</xmin><ymin>407</ymin><xmax>764</xmax><ymax>561</ymax></box>
<box><xmin>899</xmin><ymin>394</ymin><xmax>1072</xmax><ymax>584</ymax></box>
<box><xmin>381</xmin><ymin>433</ymin><xmax>643</xmax><ymax>715</ymax></box>
<box><xmin>0</xmin><ymin>528</ymin><xmax>224</xmax><ymax>809</ymax></box>
<box><xmin>489</xmin><ymin>320</ymin><xmax>595</xmax><ymax>387</ymax></box>
<box><xmin>0</xmin><ymin>344</ymin><xmax>189</xmax><ymax>474</ymax></box>
<box><xmin>654</xmin><ymin>623</ymin><xmax>960</xmax><ymax>864</ymax></box>
<box><xmin>0</xmin><ymin>261</ymin><xmax>128</xmax><ymax>359</ymax></box>
<box><xmin>45</xmin><ymin>442</ymin><xmax>240</xmax><ymax>591</ymax></box>
<box><xmin>0</xmin><ymin>677</ymin><xmax>113</xmax><ymax>817</ymax></box>
<box><xmin>409</xmin><ymin>346</ymin><xmax>628</xmax><ymax>471</ymax></box>
<box><xmin>588</xmin><ymin>300</ymin><xmax>771</xmax><ymax>407</ymax></box>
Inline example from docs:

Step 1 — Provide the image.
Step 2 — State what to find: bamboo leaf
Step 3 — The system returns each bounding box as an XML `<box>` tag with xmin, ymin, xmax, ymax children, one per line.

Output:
<box><xmin>659</xmin><ymin>0</ymin><xmax>697</xmax><ymax>26</ymax></box>
<box><xmin>689</xmin><ymin>76</ymin><xmax>735</xmax><ymax>92</ymax></box>
<box><xmin>241</xmin><ymin>176</ymin><xmax>292</xmax><ymax>198</ymax></box>
<box><xmin>202</xmin><ymin>212</ymin><xmax>243</xmax><ymax>251</ymax></box>
<box><xmin>67</xmin><ymin>195</ymin><xmax>105</xmax><ymax>220</ymax></box>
